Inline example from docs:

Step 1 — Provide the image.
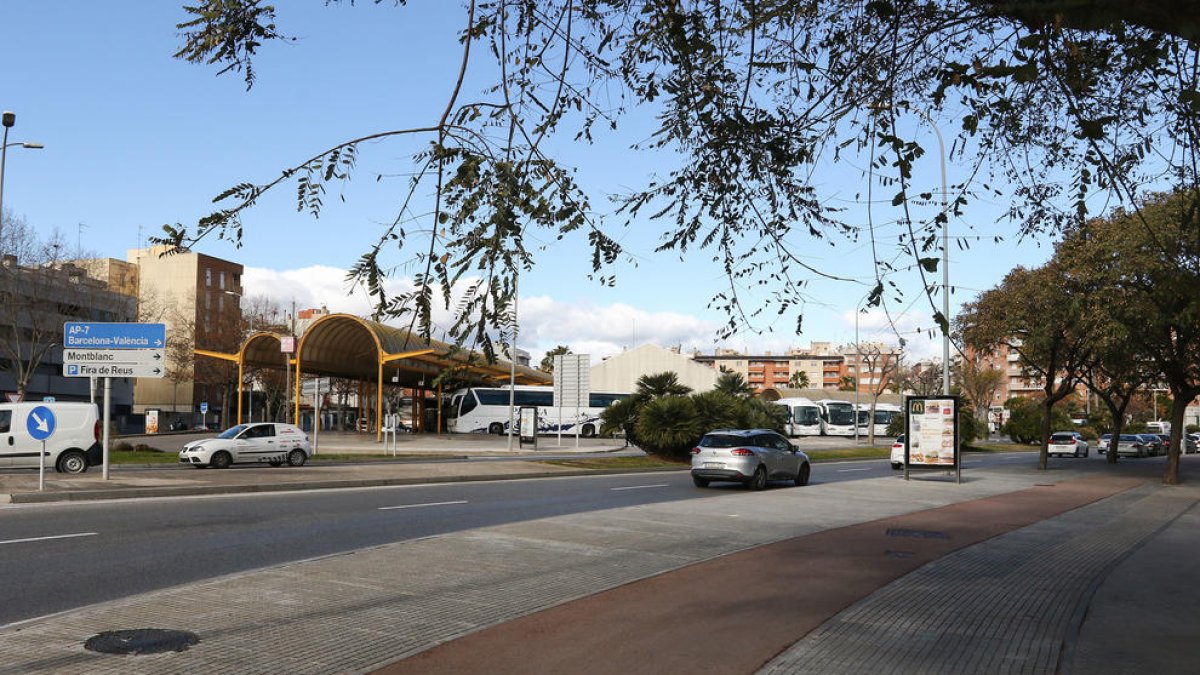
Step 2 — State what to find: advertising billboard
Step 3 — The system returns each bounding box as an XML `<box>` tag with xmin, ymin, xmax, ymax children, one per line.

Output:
<box><xmin>904</xmin><ymin>396</ymin><xmax>960</xmax><ymax>482</ymax></box>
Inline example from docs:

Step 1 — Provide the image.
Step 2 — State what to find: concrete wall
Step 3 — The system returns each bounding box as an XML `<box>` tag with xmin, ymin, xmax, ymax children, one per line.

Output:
<box><xmin>590</xmin><ymin>343</ymin><xmax>719</xmax><ymax>394</ymax></box>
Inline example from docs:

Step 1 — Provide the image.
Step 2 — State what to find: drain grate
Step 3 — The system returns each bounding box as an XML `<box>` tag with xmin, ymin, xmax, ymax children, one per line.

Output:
<box><xmin>84</xmin><ymin>629</ymin><xmax>200</xmax><ymax>655</ymax></box>
<box><xmin>886</xmin><ymin>527</ymin><xmax>949</xmax><ymax>540</ymax></box>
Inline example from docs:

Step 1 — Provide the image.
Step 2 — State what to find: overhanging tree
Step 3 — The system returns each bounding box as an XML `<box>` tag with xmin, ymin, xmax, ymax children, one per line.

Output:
<box><xmin>161</xmin><ymin>1</ymin><xmax>1200</xmax><ymax>354</ymax></box>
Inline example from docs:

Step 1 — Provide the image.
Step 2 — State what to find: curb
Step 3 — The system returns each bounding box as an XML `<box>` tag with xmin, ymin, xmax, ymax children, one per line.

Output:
<box><xmin>1</xmin><ymin>466</ymin><xmax>687</xmax><ymax>504</ymax></box>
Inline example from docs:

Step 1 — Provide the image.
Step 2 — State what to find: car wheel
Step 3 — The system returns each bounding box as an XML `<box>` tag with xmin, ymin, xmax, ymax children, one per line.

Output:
<box><xmin>1075</xmin><ymin>448</ymin><xmax>1082</xmax><ymax>458</ymax></box>
<box><xmin>210</xmin><ymin>451</ymin><xmax>233</xmax><ymax>469</ymax></box>
<box><xmin>692</xmin><ymin>475</ymin><xmax>709</xmax><ymax>488</ymax></box>
<box><xmin>891</xmin><ymin>463</ymin><xmax>902</xmax><ymax>470</ymax></box>
<box><xmin>581</xmin><ymin>424</ymin><xmax>596</xmax><ymax>438</ymax></box>
<box><xmin>747</xmin><ymin>466</ymin><xmax>768</xmax><ymax>491</ymax></box>
<box><xmin>56</xmin><ymin>450</ymin><xmax>88</xmax><ymax>474</ymax></box>
<box><xmin>794</xmin><ymin>463</ymin><xmax>810</xmax><ymax>487</ymax></box>
<box><xmin>488</xmin><ymin>422</ymin><xmax>504</xmax><ymax>435</ymax></box>
<box><xmin>287</xmin><ymin>449</ymin><xmax>307</xmax><ymax>467</ymax></box>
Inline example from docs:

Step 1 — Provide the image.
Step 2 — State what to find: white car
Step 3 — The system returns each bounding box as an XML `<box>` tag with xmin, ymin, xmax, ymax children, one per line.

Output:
<box><xmin>890</xmin><ymin>434</ymin><xmax>906</xmax><ymax>470</ymax></box>
<box><xmin>1048</xmin><ymin>431</ymin><xmax>1089</xmax><ymax>458</ymax></box>
<box><xmin>180</xmin><ymin>422</ymin><xmax>311</xmax><ymax>469</ymax></box>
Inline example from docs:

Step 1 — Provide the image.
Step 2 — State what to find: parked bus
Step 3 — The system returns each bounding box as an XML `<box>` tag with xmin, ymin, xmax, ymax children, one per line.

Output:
<box><xmin>447</xmin><ymin>385</ymin><xmax>628</xmax><ymax>436</ymax></box>
<box><xmin>872</xmin><ymin>403</ymin><xmax>902</xmax><ymax>436</ymax></box>
<box><xmin>774</xmin><ymin>397</ymin><xmax>822</xmax><ymax>437</ymax></box>
<box><xmin>815</xmin><ymin>399</ymin><xmax>857</xmax><ymax>436</ymax></box>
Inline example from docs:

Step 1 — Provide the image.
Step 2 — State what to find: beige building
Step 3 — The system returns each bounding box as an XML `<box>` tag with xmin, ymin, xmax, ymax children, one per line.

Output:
<box><xmin>693</xmin><ymin>342</ymin><xmax>851</xmax><ymax>393</ymax></box>
<box><xmin>126</xmin><ymin>246</ymin><xmax>245</xmax><ymax>423</ymax></box>
<box><xmin>590</xmin><ymin>343</ymin><xmax>719</xmax><ymax>394</ymax></box>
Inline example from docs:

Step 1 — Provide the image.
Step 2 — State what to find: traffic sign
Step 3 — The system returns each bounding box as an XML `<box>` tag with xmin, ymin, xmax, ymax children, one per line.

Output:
<box><xmin>61</xmin><ymin>343</ymin><xmax>167</xmax><ymax>379</ymax></box>
<box><xmin>27</xmin><ymin>405</ymin><xmax>56</xmax><ymax>441</ymax></box>
<box><xmin>63</xmin><ymin>322</ymin><xmax>166</xmax><ymax>350</ymax></box>
<box><xmin>200</xmin><ymin>402</ymin><xmax>209</xmax><ymax>414</ymax></box>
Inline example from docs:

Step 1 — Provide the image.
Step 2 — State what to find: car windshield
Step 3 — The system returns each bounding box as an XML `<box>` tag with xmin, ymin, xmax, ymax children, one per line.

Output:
<box><xmin>699</xmin><ymin>434</ymin><xmax>750</xmax><ymax>448</ymax></box>
<box><xmin>217</xmin><ymin>424</ymin><xmax>248</xmax><ymax>439</ymax></box>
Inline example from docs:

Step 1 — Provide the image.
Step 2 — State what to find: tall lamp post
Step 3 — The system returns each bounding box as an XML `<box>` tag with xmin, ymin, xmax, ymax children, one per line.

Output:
<box><xmin>0</xmin><ymin>111</ymin><xmax>46</xmax><ymax>239</ymax></box>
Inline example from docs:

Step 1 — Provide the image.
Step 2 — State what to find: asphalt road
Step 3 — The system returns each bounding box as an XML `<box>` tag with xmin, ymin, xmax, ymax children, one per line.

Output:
<box><xmin>0</xmin><ymin>450</ymin><xmax>1086</xmax><ymax>627</ymax></box>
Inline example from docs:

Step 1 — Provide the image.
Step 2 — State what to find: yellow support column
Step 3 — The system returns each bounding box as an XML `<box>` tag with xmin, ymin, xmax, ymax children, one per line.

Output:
<box><xmin>376</xmin><ymin>359</ymin><xmax>383</xmax><ymax>442</ymax></box>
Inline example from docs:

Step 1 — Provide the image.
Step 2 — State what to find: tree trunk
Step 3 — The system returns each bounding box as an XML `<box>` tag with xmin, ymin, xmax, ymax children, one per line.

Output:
<box><xmin>1039</xmin><ymin>399</ymin><xmax>1052</xmax><ymax>470</ymax></box>
<box><xmin>1164</xmin><ymin>390</ymin><xmax>1197</xmax><ymax>485</ymax></box>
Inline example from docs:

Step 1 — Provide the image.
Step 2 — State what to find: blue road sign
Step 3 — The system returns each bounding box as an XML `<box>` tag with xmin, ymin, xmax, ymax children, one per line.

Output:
<box><xmin>63</xmin><ymin>322</ymin><xmax>166</xmax><ymax>350</ymax></box>
<box><xmin>27</xmin><ymin>405</ymin><xmax>56</xmax><ymax>441</ymax></box>
<box><xmin>200</xmin><ymin>402</ymin><xmax>209</xmax><ymax>414</ymax></box>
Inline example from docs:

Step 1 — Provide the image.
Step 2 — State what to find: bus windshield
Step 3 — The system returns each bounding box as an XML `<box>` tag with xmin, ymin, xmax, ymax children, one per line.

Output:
<box><xmin>793</xmin><ymin>407</ymin><xmax>820</xmax><ymax>425</ymax></box>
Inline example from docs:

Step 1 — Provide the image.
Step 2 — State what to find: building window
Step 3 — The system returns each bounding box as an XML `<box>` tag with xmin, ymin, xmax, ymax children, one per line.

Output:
<box><xmin>219</xmin><ymin>271</ymin><xmax>226</xmax><ymax>290</ymax></box>
<box><xmin>205</xmin><ymin>268</ymin><xmax>212</xmax><ymax>287</ymax></box>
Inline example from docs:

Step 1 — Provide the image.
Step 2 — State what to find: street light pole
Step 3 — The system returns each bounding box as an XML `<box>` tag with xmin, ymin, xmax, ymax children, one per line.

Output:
<box><xmin>0</xmin><ymin>111</ymin><xmax>45</xmax><ymax>241</ymax></box>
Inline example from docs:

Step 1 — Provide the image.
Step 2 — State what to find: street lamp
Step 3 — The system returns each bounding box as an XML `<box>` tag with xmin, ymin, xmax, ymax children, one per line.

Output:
<box><xmin>0</xmin><ymin>111</ymin><xmax>46</xmax><ymax>240</ymax></box>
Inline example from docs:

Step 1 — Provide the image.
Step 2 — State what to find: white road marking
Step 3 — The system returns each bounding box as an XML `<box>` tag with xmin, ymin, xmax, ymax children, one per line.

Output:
<box><xmin>837</xmin><ymin>468</ymin><xmax>873</xmax><ymax>473</ymax></box>
<box><xmin>0</xmin><ymin>532</ymin><xmax>98</xmax><ymax>546</ymax></box>
<box><xmin>610</xmin><ymin>484</ymin><xmax>669</xmax><ymax>491</ymax></box>
<box><xmin>378</xmin><ymin>500</ymin><xmax>468</xmax><ymax>511</ymax></box>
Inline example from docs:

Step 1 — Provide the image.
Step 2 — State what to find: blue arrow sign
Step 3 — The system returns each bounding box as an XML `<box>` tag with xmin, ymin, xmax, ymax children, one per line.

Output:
<box><xmin>27</xmin><ymin>405</ymin><xmax>56</xmax><ymax>441</ymax></box>
<box><xmin>63</xmin><ymin>322</ymin><xmax>166</xmax><ymax>349</ymax></box>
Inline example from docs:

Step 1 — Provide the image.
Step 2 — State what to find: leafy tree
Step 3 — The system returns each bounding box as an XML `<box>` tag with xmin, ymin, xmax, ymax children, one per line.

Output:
<box><xmin>635</xmin><ymin>390</ymin><xmax>786</xmax><ymax>459</ymax></box>
<box><xmin>714</xmin><ymin>371</ymin><xmax>754</xmax><ymax>398</ymax></box>
<box><xmin>960</xmin><ymin>262</ymin><xmax>1092</xmax><ymax>469</ymax></box>
<box><xmin>1059</xmin><ymin>192</ymin><xmax>1200</xmax><ymax>483</ymax></box>
<box><xmin>1002</xmin><ymin>397</ymin><xmax>1073</xmax><ymax>445</ymax></box>
<box><xmin>956</xmin><ymin>356</ymin><xmax>1004</xmax><ymax>431</ymax></box>
<box><xmin>632</xmin><ymin>371</ymin><xmax>692</xmax><ymax>399</ymax></box>
<box><xmin>164</xmin><ymin>1</ymin><xmax>1200</xmax><ymax>359</ymax></box>
<box><xmin>599</xmin><ymin>370</ymin><xmax>692</xmax><ymax>446</ymax></box>
<box><xmin>838</xmin><ymin>376</ymin><xmax>856</xmax><ymax>392</ymax></box>
<box><xmin>539</xmin><ymin>345</ymin><xmax>572</xmax><ymax>373</ymax></box>
<box><xmin>788</xmin><ymin>370</ymin><xmax>810</xmax><ymax>389</ymax></box>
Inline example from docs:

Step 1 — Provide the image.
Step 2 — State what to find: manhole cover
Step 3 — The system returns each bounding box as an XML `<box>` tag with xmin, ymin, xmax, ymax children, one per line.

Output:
<box><xmin>84</xmin><ymin>629</ymin><xmax>200</xmax><ymax>655</ymax></box>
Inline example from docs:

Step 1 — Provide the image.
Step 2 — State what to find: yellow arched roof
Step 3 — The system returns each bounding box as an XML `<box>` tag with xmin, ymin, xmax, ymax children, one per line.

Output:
<box><xmin>227</xmin><ymin>313</ymin><xmax>548</xmax><ymax>388</ymax></box>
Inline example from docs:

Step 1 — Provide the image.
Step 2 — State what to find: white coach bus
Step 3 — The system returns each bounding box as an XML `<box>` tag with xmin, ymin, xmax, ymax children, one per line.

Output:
<box><xmin>447</xmin><ymin>385</ymin><xmax>628</xmax><ymax>437</ymax></box>
<box><xmin>815</xmin><ymin>399</ymin><xmax>857</xmax><ymax>436</ymax></box>
<box><xmin>774</xmin><ymin>397</ymin><xmax>823</xmax><ymax>437</ymax></box>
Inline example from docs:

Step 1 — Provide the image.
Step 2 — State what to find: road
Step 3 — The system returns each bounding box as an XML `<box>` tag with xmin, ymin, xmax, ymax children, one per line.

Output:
<box><xmin>0</xmin><ymin>450</ymin><xmax>1074</xmax><ymax>627</ymax></box>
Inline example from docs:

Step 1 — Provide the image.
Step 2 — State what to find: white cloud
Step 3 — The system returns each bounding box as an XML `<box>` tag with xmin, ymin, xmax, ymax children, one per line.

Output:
<box><xmin>243</xmin><ymin>264</ymin><xmax>951</xmax><ymax>368</ymax></box>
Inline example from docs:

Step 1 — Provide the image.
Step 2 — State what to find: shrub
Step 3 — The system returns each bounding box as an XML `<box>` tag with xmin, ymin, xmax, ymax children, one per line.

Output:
<box><xmin>635</xmin><ymin>396</ymin><xmax>701</xmax><ymax>459</ymax></box>
<box><xmin>113</xmin><ymin>441</ymin><xmax>134</xmax><ymax>453</ymax></box>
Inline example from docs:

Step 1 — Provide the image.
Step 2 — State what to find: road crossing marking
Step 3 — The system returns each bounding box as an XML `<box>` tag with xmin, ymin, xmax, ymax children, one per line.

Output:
<box><xmin>610</xmin><ymin>484</ymin><xmax>669</xmax><ymax>491</ymax></box>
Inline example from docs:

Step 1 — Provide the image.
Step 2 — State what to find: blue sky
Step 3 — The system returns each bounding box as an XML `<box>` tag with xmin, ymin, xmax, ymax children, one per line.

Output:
<box><xmin>1</xmin><ymin>2</ymin><xmax>1056</xmax><ymax>365</ymax></box>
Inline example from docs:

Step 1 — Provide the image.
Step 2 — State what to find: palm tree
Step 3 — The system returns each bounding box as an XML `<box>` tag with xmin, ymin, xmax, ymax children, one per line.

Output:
<box><xmin>634</xmin><ymin>371</ymin><xmax>692</xmax><ymax>399</ymax></box>
<box><xmin>788</xmin><ymin>371</ymin><xmax>810</xmax><ymax>389</ymax></box>
<box><xmin>714</xmin><ymin>371</ymin><xmax>755</xmax><ymax>398</ymax></box>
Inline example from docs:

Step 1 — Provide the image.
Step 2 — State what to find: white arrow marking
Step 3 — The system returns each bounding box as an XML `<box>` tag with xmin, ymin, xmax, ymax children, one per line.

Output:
<box><xmin>31</xmin><ymin>413</ymin><xmax>49</xmax><ymax>433</ymax></box>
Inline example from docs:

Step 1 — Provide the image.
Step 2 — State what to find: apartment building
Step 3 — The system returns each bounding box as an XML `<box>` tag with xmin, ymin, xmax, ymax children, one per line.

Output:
<box><xmin>693</xmin><ymin>343</ymin><xmax>851</xmax><ymax>393</ymax></box>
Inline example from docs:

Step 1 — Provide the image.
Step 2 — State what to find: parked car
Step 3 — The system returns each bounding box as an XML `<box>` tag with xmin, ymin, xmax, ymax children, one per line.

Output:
<box><xmin>1098</xmin><ymin>434</ymin><xmax>1111</xmax><ymax>453</ymax></box>
<box><xmin>1189</xmin><ymin>433</ymin><xmax>1200</xmax><ymax>454</ymax></box>
<box><xmin>690</xmin><ymin>429</ymin><xmax>810</xmax><ymax>490</ymax></box>
<box><xmin>1048</xmin><ymin>432</ymin><xmax>1089</xmax><ymax>458</ymax></box>
<box><xmin>890</xmin><ymin>434</ymin><xmax>906</xmax><ymax>470</ymax></box>
<box><xmin>1113</xmin><ymin>434</ymin><xmax>1151</xmax><ymax>458</ymax></box>
<box><xmin>1136</xmin><ymin>434</ymin><xmax>1163</xmax><ymax>456</ymax></box>
<box><xmin>179</xmin><ymin>422</ymin><xmax>312</xmax><ymax>469</ymax></box>
<box><xmin>0</xmin><ymin>401</ymin><xmax>102</xmax><ymax>474</ymax></box>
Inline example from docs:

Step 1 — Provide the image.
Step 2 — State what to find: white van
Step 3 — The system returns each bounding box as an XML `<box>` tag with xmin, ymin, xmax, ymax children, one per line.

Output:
<box><xmin>0</xmin><ymin>402</ymin><xmax>102</xmax><ymax>474</ymax></box>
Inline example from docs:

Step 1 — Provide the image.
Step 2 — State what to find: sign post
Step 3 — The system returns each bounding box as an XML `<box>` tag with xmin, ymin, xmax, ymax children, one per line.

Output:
<box><xmin>553</xmin><ymin>354</ymin><xmax>590</xmax><ymax>447</ymax></box>
<box><xmin>27</xmin><ymin>405</ymin><xmax>56</xmax><ymax>492</ymax></box>
<box><xmin>63</xmin><ymin>322</ymin><xmax>168</xmax><ymax>480</ymax></box>
<box><xmin>903</xmin><ymin>396</ymin><xmax>961</xmax><ymax>483</ymax></box>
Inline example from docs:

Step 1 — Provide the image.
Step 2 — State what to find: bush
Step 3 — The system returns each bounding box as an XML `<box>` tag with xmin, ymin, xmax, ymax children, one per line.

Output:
<box><xmin>113</xmin><ymin>441</ymin><xmax>134</xmax><ymax>453</ymax></box>
<box><xmin>636</xmin><ymin>396</ymin><xmax>701</xmax><ymax>459</ymax></box>
<box><xmin>885</xmin><ymin>415</ymin><xmax>905</xmax><ymax>437</ymax></box>
<box><xmin>1001</xmin><ymin>396</ymin><xmax>1073</xmax><ymax>444</ymax></box>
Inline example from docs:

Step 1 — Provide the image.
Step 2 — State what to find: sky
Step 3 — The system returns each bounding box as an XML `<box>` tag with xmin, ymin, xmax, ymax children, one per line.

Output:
<box><xmin>1</xmin><ymin>2</ymin><xmax>1058</xmax><ymax>367</ymax></box>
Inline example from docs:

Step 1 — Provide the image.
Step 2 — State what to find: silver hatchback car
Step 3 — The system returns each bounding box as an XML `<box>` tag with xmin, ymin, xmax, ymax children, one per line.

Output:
<box><xmin>690</xmin><ymin>429</ymin><xmax>811</xmax><ymax>490</ymax></box>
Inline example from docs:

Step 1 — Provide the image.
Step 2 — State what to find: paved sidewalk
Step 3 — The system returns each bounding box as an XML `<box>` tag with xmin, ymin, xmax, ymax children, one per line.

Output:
<box><xmin>0</xmin><ymin>457</ymin><xmax>1195</xmax><ymax>674</ymax></box>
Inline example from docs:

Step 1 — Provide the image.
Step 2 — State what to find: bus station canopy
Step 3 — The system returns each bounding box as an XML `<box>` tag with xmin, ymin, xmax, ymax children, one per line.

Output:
<box><xmin>232</xmin><ymin>313</ymin><xmax>550</xmax><ymax>388</ymax></box>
